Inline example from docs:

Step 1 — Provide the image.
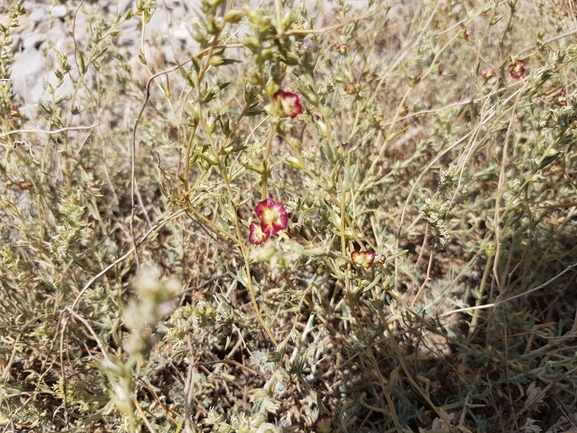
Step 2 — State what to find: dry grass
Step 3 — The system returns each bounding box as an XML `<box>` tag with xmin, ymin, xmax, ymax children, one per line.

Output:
<box><xmin>1</xmin><ymin>0</ymin><xmax>577</xmax><ymax>432</ymax></box>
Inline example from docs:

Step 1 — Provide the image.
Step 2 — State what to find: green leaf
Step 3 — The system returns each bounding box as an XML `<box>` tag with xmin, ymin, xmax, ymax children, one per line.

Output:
<box><xmin>246</xmin><ymin>109</ymin><xmax>265</xmax><ymax>116</ymax></box>
<box><xmin>386</xmin><ymin>250</ymin><xmax>409</xmax><ymax>261</ymax></box>
<box><xmin>200</xmin><ymin>82</ymin><xmax>231</xmax><ymax>103</ymax></box>
<box><xmin>221</xmin><ymin>58</ymin><xmax>242</xmax><ymax>65</ymax></box>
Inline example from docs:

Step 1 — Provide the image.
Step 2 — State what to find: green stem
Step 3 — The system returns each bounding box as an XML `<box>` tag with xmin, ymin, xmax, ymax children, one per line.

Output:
<box><xmin>183</xmin><ymin>123</ymin><xmax>198</xmax><ymax>191</ymax></box>
<box><xmin>261</xmin><ymin>122</ymin><xmax>279</xmax><ymax>199</ymax></box>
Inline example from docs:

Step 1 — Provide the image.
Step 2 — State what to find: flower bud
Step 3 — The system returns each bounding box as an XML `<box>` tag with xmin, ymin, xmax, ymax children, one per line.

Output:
<box><xmin>224</xmin><ymin>9</ymin><xmax>244</xmax><ymax>23</ymax></box>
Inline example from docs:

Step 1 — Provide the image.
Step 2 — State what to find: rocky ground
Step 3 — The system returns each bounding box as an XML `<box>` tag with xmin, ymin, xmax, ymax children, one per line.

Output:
<box><xmin>0</xmin><ymin>0</ymin><xmax>364</xmax><ymax>121</ymax></box>
<box><xmin>4</xmin><ymin>0</ymin><xmax>371</xmax><ymax>120</ymax></box>
<box><xmin>3</xmin><ymin>0</ymin><xmax>205</xmax><ymax>119</ymax></box>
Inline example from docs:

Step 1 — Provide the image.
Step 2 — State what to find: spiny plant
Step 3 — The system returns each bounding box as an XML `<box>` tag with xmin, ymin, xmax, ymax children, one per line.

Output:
<box><xmin>1</xmin><ymin>0</ymin><xmax>577</xmax><ymax>432</ymax></box>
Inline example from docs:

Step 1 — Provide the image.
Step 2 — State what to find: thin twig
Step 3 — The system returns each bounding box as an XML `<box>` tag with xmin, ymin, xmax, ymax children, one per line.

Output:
<box><xmin>68</xmin><ymin>209</ymin><xmax>185</xmax><ymax>312</ymax></box>
<box><xmin>0</xmin><ymin>123</ymin><xmax>102</xmax><ymax>139</ymax></box>
<box><xmin>439</xmin><ymin>262</ymin><xmax>577</xmax><ymax>318</ymax></box>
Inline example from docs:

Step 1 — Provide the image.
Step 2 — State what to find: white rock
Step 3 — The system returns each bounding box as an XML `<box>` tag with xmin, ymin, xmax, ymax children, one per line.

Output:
<box><xmin>50</xmin><ymin>4</ymin><xmax>68</xmax><ymax>19</ymax></box>
<box><xmin>11</xmin><ymin>47</ymin><xmax>46</xmax><ymax>105</ymax></box>
<box><xmin>29</xmin><ymin>6</ymin><xmax>47</xmax><ymax>24</ymax></box>
<box><xmin>22</xmin><ymin>32</ymin><xmax>46</xmax><ymax>50</ymax></box>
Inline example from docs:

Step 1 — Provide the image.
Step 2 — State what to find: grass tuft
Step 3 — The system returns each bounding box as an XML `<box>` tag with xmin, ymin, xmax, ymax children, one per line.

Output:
<box><xmin>1</xmin><ymin>0</ymin><xmax>577</xmax><ymax>432</ymax></box>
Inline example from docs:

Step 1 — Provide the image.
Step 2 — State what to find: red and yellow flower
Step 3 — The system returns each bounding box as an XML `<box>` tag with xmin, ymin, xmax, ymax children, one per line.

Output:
<box><xmin>249</xmin><ymin>199</ymin><xmax>289</xmax><ymax>244</ymax></box>
<box><xmin>248</xmin><ymin>221</ymin><xmax>270</xmax><ymax>245</ymax></box>
<box><xmin>507</xmin><ymin>60</ymin><xmax>526</xmax><ymax>79</ymax></box>
<box><xmin>351</xmin><ymin>250</ymin><xmax>376</xmax><ymax>269</ymax></box>
<box><xmin>273</xmin><ymin>90</ymin><xmax>303</xmax><ymax>118</ymax></box>
<box><xmin>255</xmin><ymin>199</ymin><xmax>288</xmax><ymax>235</ymax></box>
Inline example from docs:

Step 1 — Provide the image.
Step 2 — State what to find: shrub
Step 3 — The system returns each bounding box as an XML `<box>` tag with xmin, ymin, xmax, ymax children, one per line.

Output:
<box><xmin>1</xmin><ymin>0</ymin><xmax>577</xmax><ymax>432</ymax></box>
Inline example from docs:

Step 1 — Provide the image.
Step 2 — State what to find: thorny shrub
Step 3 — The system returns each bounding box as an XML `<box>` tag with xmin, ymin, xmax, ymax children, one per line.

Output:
<box><xmin>1</xmin><ymin>0</ymin><xmax>577</xmax><ymax>432</ymax></box>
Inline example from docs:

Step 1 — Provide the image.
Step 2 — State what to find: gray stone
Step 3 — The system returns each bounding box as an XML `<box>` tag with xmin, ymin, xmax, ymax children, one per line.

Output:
<box><xmin>11</xmin><ymin>46</ymin><xmax>46</xmax><ymax>105</ymax></box>
<box><xmin>21</xmin><ymin>31</ymin><xmax>46</xmax><ymax>51</ymax></box>
<box><xmin>29</xmin><ymin>6</ymin><xmax>47</xmax><ymax>24</ymax></box>
<box><xmin>50</xmin><ymin>4</ymin><xmax>68</xmax><ymax>19</ymax></box>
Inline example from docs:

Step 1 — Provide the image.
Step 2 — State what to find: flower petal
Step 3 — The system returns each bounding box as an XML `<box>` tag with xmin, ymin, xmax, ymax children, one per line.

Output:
<box><xmin>313</xmin><ymin>415</ymin><xmax>334</xmax><ymax>433</ymax></box>
<box><xmin>249</xmin><ymin>221</ymin><xmax>270</xmax><ymax>244</ymax></box>
<box><xmin>273</xmin><ymin>90</ymin><xmax>303</xmax><ymax>118</ymax></box>
<box><xmin>507</xmin><ymin>60</ymin><xmax>525</xmax><ymax>79</ymax></box>
<box><xmin>255</xmin><ymin>199</ymin><xmax>288</xmax><ymax>235</ymax></box>
<box><xmin>351</xmin><ymin>250</ymin><xmax>376</xmax><ymax>269</ymax></box>
<box><xmin>480</xmin><ymin>70</ymin><xmax>496</xmax><ymax>80</ymax></box>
